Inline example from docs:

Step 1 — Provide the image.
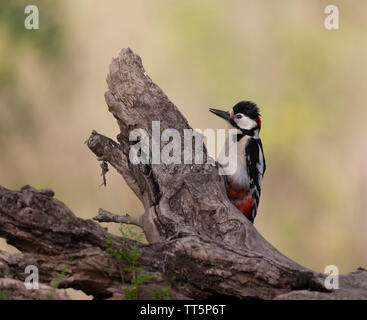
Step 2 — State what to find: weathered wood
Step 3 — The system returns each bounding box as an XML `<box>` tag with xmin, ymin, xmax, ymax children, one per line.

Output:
<box><xmin>0</xmin><ymin>48</ymin><xmax>366</xmax><ymax>299</ymax></box>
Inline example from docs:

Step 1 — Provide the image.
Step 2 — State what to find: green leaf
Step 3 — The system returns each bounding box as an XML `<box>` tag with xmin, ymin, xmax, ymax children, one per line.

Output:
<box><xmin>149</xmin><ymin>286</ymin><xmax>171</xmax><ymax>300</ymax></box>
<box><xmin>0</xmin><ymin>290</ymin><xmax>9</xmax><ymax>300</ymax></box>
<box><xmin>49</xmin><ymin>257</ymin><xmax>73</xmax><ymax>300</ymax></box>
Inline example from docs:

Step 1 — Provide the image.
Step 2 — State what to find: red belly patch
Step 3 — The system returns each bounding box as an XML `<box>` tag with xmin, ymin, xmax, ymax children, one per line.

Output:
<box><xmin>234</xmin><ymin>197</ymin><xmax>253</xmax><ymax>217</ymax></box>
<box><xmin>228</xmin><ymin>187</ymin><xmax>247</xmax><ymax>200</ymax></box>
<box><xmin>227</xmin><ymin>184</ymin><xmax>253</xmax><ymax>217</ymax></box>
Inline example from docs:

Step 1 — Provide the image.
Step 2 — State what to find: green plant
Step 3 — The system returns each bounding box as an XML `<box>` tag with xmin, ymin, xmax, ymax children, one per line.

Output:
<box><xmin>149</xmin><ymin>286</ymin><xmax>171</xmax><ymax>300</ymax></box>
<box><xmin>49</xmin><ymin>257</ymin><xmax>73</xmax><ymax>300</ymax></box>
<box><xmin>105</xmin><ymin>223</ymin><xmax>150</xmax><ymax>300</ymax></box>
<box><xmin>0</xmin><ymin>290</ymin><xmax>9</xmax><ymax>300</ymax></box>
<box><xmin>105</xmin><ymin>223</ymin><xmax>170</xmax><ymax>300</ymax></box>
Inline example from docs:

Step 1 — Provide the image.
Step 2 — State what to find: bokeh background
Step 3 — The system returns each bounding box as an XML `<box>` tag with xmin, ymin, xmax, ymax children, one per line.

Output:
<box><xmin>1</xmin><ymin>0</ymin><xmax>366</xmax><ymax>295</ymax></box>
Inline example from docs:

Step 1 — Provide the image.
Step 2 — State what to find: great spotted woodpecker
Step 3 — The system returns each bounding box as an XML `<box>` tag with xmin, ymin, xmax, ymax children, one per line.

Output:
<box><xmin>209</xmin><ymin>101</ymin><xmax>266</xmax><ymax>223</ymax></box>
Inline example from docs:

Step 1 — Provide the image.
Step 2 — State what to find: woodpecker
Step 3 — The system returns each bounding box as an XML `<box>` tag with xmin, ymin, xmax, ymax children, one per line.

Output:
<box><xmin>209</xmin><ymin>101</ymin><xmax>266</xmax><ymax>223</ymax></box>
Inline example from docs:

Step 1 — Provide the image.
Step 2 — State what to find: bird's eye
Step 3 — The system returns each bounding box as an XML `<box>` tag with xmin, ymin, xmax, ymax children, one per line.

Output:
<box><xmin>235</xmin><ymin>114</ymin><xmax>242</xmax><ymax>119</ymax></box>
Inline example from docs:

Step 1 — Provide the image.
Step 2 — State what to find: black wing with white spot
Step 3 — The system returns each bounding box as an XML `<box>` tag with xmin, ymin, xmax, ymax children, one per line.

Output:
<box><xmin>245</xmin><ymin>138</ymin><xmax>266</xmax><ymax>222</ymax></box>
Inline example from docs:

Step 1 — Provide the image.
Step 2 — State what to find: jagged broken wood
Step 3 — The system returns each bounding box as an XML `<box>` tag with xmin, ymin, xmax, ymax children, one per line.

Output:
<box><xmin>0</xmin><ymin>48</ymin><xmax>366</xmax><ymax>300</ymax></box>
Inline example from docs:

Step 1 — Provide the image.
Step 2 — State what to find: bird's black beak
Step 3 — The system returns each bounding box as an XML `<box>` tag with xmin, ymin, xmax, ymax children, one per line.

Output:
<box><xmin>209</xmin><ymin>108</ymin><xmax>230</xmax><ymax>121</ymax></box>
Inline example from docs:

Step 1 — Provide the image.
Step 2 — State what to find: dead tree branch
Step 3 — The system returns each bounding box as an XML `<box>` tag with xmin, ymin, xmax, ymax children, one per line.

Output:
<box><xmin>0</xmin><ymin>49</ymin><xmax>366</xmax><ymax>299</ymax></box>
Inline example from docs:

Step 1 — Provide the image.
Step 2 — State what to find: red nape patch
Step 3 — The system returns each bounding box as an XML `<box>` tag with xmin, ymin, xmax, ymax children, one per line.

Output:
<box><xmin>234</xmin><ymin>197</ymin><xmax>253</xmax><ymax>217</ymax></box>
<box><xmin>256</xmin><ymin>117</ymin><xmax>261</xmax><ymax>127</ymax></box>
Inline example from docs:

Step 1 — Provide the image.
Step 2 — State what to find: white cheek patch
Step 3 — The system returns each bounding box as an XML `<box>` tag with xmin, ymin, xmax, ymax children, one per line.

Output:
<box><xmin>234</xmin><ymin>115</ymin><xmax>257</xmax><ymax>130</ymax></box>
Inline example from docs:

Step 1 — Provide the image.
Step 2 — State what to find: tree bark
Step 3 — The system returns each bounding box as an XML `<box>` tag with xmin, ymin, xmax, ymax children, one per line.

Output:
<box><xmin>0</xmin><ymin>48</ymin><xmax>366</xmax><ymax>300</ymax></box>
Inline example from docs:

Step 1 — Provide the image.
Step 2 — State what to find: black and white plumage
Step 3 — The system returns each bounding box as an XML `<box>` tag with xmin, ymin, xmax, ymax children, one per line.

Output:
<box><xmin>244</xmin><ymin>136</ymin><xmax>266</xmax><ymax>221</ymax></box>
<box><xmin>209</xmin><ymin>101</ymin><xmax>266</xmax><ymax>223</ymax></box>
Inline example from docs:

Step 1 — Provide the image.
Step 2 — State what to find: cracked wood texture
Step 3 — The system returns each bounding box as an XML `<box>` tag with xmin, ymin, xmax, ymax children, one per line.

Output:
<box><xmin>0</xmin><ymin>48</ymin><xmax>366</xmax><ymax>300</ymax></box>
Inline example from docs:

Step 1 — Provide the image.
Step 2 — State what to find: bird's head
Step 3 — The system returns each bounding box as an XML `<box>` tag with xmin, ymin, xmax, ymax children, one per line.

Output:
<box><xmin>209</xmin><ymin>101</ymin><xmax>261</xmax><ymax>132</ymax></box>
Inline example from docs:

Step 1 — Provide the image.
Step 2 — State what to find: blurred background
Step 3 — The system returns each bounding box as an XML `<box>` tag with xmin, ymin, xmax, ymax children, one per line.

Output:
<box><xmin>1</xmin><ymin>0</ymin><xmax>366</xmax><ymax>293</ymax></box>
